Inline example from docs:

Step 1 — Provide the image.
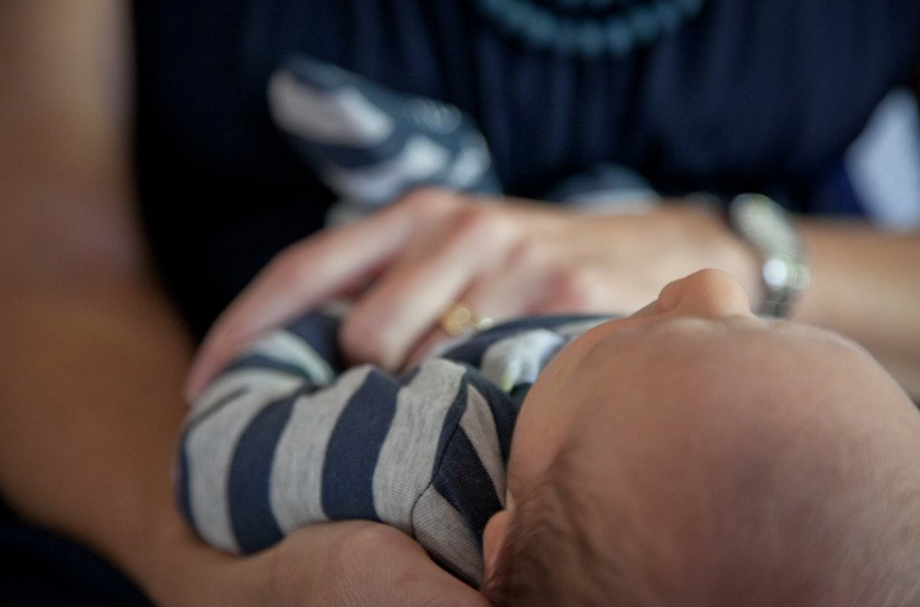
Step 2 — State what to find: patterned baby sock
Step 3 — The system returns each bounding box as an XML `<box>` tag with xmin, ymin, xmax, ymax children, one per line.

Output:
<box><xmin>268</xmin><ymin>55</ymin><xmax>501</xmax><ymax>224</ymax></box>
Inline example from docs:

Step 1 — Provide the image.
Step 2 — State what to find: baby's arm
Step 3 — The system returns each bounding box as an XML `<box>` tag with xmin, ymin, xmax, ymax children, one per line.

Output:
<box><xmin>177</xmin><ymin>311</ymin><xmax>483</xmax><ymax>563</ymax></box>
<box><xmin>176</xmin><ymin>312</ymin><xmax>609</xmax><ymax>583</ymax></box>
<box><xmin>177</xmin><ymin>311</ymin><xmax>348</xmax><ymax>553</ymax></box>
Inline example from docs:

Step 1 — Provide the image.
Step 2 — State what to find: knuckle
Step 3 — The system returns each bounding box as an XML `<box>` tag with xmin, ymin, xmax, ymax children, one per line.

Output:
<box><xmin>397</xmin><ymin>187</ymin><xmax>456</xmax><ymax>217</ymax></box>
<box><xmin>508</xmin><ymin>238</ymin><xmax>547</xmax><ymax>269</ymax></box>
<box><xmin>340</xmin><ymin>311</ymin><xmax>399</xmax><ymax>368</ymax></box>
<box><xmin>446</xmin><ymin>204</ymin><xmax>517</xmax><ymax>253</ymax></box>
<box><xmin>548</xmin><ymin>268</ymin><xmax>599</xmax><ymax>310</ymax></box>
<box><xmin>479</xmin><ymin>207</ymin><xmax>518</xmax><ymax>244</ymax></box>
<box><xmin>450</xmin><ymin>203</ymin><xmax>493</xmax><ymax>235</ymax></box>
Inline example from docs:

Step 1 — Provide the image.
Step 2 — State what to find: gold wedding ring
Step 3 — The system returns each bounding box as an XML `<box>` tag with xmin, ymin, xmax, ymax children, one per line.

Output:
<box><xmin>440</xmin><ymin>303</ymin><xmax>494</xmax><ymax>337</ymax></box>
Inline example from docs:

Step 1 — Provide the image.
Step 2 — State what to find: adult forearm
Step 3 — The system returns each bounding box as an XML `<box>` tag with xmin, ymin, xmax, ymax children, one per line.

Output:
<box><xmin>795</xmin><ymin>220</ymin><xmax>920</xmax><ymax>397</ymax></box>
<box><xmin>0</xmin><ymin>277</ymin><xmax>212</xmax><ymax>601</ymax></box>
<box><xmin>0</xmin><ymin>277</ymin><xmax>493</xmax><ymax>607</ymax></box>
<box><xmin>0</xmin><ymin>2</ymin><xmax>224</xmax><ymax>599</ymax></box>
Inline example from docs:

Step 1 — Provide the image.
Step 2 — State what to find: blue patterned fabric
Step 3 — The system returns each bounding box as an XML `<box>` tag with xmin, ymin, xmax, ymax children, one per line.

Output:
<box><xmin>133</xmin><ymin>0</ymin><xmax>920</xmax><ymax>336</ymax></box>
<box><xmin>269</xmin><ymin>54</ymin><xmax>656</xmax><ymax>224</ymax></box>
<box><xmin>177</xmin><ymin>312</ymin><xmax>608</xmax><ymax>585</ymax></box>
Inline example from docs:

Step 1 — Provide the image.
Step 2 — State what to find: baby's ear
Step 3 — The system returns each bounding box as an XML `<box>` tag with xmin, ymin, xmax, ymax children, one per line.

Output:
<box><xmin>483</xmin><ymin>510</ymin><xmax>510</xmax><ymax>582</ymax></box>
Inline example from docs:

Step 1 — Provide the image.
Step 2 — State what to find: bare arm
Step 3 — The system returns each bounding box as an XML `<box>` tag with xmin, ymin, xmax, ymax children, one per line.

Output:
<box><xmin>0</xmin><ymin>0</ymin><xmax>192</xmax><ymax>589</ymax></box>
<box><xmin>0</xmin><ymin>3</ymin><xmax>487</xmax><ymax>605</ymax></box>
<box><xmin>792</xmin><ymin>52</ymin><xmax>920</xmax><ymax>397</ymax></box>
<box><xmin>795</xmin><ymin>222</ymin><xmax>920</xmax><ymax>398</ymax></box>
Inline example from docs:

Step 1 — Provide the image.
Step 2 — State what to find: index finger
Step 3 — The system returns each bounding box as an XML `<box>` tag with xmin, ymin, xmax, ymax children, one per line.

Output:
<box><xmin>183</xmin><ymin>196</ymin><xmax>450</xmax><ymax>399</ymax></box>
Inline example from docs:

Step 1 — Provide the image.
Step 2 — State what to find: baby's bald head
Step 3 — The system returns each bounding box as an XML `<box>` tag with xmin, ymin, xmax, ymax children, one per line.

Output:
<box><xmin>483</xmin><ymin>272</ymin><xmax>920</xmax><ymax>606</ymax></box>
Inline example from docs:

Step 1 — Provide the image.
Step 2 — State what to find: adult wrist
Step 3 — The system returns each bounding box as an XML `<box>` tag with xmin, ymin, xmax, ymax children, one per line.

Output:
<box><xmin>124</xmin><ymin>510</ymin><xmax>231</xmax><ymax>607</ymax></box>
<box><xmin>724</xmin><ymin>194</ymin><xmax>811</xmax><ymax>317</ymax></box>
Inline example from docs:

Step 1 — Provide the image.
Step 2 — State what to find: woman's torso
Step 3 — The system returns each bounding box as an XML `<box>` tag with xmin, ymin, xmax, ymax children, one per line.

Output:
<box><xmin>132</xmin><ymin>0</ymin><xmax>919</xmax><ymax>333</ymax></box>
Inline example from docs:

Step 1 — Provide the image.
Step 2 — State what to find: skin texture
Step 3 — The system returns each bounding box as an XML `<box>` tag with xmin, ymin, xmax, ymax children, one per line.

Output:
<box><xmin>185</xmin><ymin>191</ymin><xmax>764</xmax><ymax>390</ymax></box>
<box><xmin>482</xmin><ymin>270</ymin><xmax>920</xmax><ymax>605</ymax></box>
<box><xmin>3</xmin><ymin>2</ymin><xmax>920</xmax><ymax>606</ymax></box>
<box><xmin>0</xmin><ymin>4</ymin><xmax>487</xmax><ymax>606</ymax></box>
<box><xmin>186</xmin><ymin>192</ymin><xmax>920</xmax><ymax>403</ymax></box>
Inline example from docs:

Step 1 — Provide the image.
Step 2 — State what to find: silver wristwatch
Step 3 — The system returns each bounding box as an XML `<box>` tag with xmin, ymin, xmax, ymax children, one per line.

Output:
<box><xmin>727</xmin><ymin>194</ymin><xmax>811</xmax><ymax>318</ymax></box>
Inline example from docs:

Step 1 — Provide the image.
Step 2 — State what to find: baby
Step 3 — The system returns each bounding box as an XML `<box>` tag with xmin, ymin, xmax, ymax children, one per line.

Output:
<box><xmin>177</xmin><ymin>270</ymin><xmax>920</xmax><ymax>605</ymax></box>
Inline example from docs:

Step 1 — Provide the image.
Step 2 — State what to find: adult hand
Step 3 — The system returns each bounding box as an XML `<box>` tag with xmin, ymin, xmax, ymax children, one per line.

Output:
<box><xmin>150</xmin><ymin>520</ymin><xmax>488</xmax><ymax>607</ymax></box>
<box><xmin>186</xmin><ymin>189</ymin><xmax>759</xmax><ymax>393</ymax></box>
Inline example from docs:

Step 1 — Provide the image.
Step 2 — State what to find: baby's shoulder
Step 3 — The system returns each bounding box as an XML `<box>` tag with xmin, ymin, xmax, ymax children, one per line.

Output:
<box><xmin>439</xmin><ymin>314</ymin><xmax>612</xmax><ymax>392</ymax></box>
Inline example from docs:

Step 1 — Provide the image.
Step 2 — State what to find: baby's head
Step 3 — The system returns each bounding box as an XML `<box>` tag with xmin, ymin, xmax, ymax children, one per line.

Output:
<box><xmin>482</xmin><ymin>270</ymin><xmax>920</xmax><ymax>606</ymax></box>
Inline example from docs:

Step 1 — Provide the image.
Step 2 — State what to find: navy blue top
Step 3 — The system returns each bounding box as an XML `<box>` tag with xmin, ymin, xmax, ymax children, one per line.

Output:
<box><xmin>133</xmin><ymin>0</ymin><xmax>919</xmax><ymax>335</ymax></box>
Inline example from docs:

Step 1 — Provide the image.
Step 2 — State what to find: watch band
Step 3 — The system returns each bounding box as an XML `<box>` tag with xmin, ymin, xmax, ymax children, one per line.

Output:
<box><xmin>726</xmin><ymin>194</ymin><xmax>811</xmax><ymax>318</ymax></box>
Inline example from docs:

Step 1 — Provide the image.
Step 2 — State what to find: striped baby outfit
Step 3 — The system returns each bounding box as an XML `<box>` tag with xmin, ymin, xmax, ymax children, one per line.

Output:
<box><xmin>176</xmin><ymin>312</ymin><xmax>608</xmax><ymax>585</ymax></box>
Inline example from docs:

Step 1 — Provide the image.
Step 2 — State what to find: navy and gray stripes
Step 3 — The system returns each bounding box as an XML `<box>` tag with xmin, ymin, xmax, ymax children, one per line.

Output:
<box><xmin>322</xmin><ymin>370</ymin><xmax>401</xmax><ymax>521</ymax></box>
<box><xmin>228</xmin><ymin>391</ymin><xmax>299</xmax><ymax>553</ymax></box>
<box><xmin>177</xmin><ymin>311</ymin><xmax>608</xmax><ymax>584</ymax></box>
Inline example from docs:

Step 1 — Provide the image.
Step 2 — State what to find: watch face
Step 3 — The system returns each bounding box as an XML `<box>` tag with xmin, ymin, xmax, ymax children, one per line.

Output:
<box><xmin>762</xmin><ymin>257</ymin><xmax>794</xmax><ymax>289</ymax></box>
<box><xmin>730</xmin><ymin>194</ymin><xmax>811</xmax><ymax>317</ymax></box>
